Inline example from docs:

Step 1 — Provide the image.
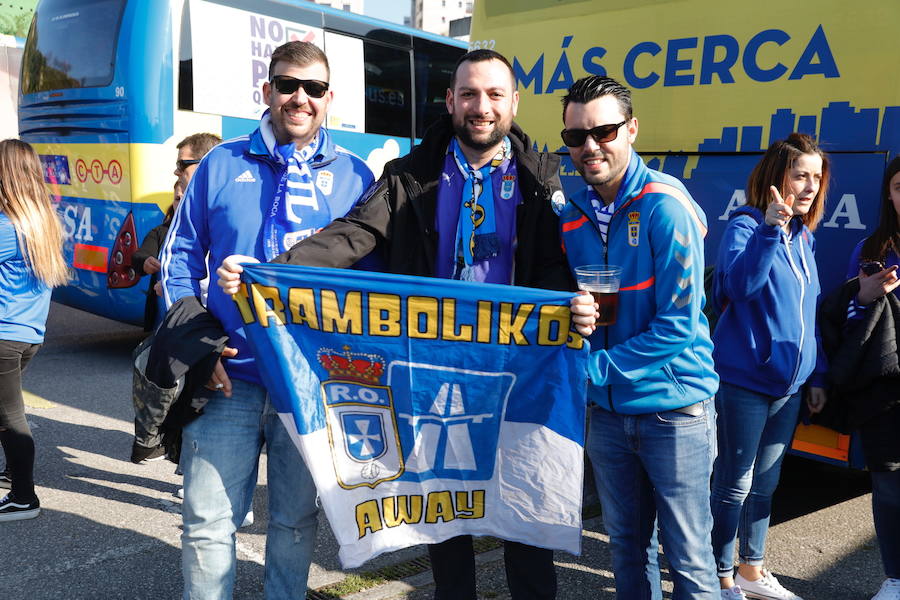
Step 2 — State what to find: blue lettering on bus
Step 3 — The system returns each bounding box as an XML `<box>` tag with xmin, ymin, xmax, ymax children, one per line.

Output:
<box><xmin>515</xmin><ymin>27</ymin><xmax>839</xmax><ymax>92</ymax></box>
<box><xmin>664</xmin><ymin>37</ymin><xmax>698</xmax><ymax>86</ymax></box>
<box><xmin>742</xmin><ymin>29</ymin><xmax>789</xmax><ymax>82</ymax></box>
<box><xmin>623</xmin><ymin>41</ymin><xmax>662</xmax><ymax>89</ymax></box>
<box><xmin>513</xmin><ymin>54</ymin><xmax>544</xmax><ymax>94</ymax></box>
<box><xmin>546</xmin><ymin>36</ymin><xmax>575</xmax><ymax>94</ymax></box>
<box><xmin>581</xmin><ymin>46</ymin><xmax>607</xmax><ymax>76</ymax></box>
<box><xmin>699</xmin><ymin>34</ymin><xmax>739</xmax><ymax>85</ymax></box>
<box><xmin>788</xmin><ymin>25</ymin><xmax>840</xmax><ymax>80</ymax></box>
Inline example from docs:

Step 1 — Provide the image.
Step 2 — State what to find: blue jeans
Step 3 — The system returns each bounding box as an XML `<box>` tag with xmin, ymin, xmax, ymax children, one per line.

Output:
<box><xmin>587</xmin><ymin>401</ymin><xmax>718</xmax><ymax>600</ymax></box>
<box><xmin>872</xmin><ymin>469</ymin><xmax>900</xmax><ymax>579</ymax></box>
<box><xmin>710</xmin><ymin>383</ymin><xmax>801</xmax><ymax>577</ymax></box>
<box><xmin>180</xmin><ymin>378</ymin><xmax>319</xmax><ymax>600</ymax></box>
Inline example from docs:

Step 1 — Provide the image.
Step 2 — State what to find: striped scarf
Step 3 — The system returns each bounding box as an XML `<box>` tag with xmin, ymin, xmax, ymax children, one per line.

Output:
<box><xmin>261</xmin><ymin>112</ymin><xmax>330</xmax><ymax>260</ymax></box>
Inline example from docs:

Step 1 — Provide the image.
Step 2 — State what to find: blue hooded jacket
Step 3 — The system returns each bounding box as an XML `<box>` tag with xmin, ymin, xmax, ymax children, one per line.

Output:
<box><xmin>559</xmin><ymin>150</ymin><xmax>718</xmax><ymax>414</ymax></box>
<box><xmin>711</xmin><ymin>206</ymin><xmax>824</xmax><ymax>396</ymax></box>
<box><xmin>160</xmin><ymin>126</ymin><xmax>374</xmax><ymax>384</ymax></box>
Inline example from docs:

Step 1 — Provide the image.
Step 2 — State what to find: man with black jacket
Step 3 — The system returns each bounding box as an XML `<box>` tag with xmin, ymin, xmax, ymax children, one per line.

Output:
<box><xmin>217</xmin><ymin>49</ymin><xmax>596</xmax><ymax>600</ymax></box>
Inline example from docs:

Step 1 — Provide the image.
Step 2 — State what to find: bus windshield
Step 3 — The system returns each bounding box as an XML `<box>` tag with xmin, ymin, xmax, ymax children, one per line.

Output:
<box><xmin>21</xmin><ymin>0</ymin><xmax>126</xmax><ymax>94</ymax></box>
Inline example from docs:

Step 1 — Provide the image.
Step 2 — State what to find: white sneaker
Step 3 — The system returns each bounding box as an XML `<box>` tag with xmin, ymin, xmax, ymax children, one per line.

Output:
<box><xmin>735</xmin><ymin>570</ymin><xmax>803</xmax><ymax>600</ymax></box>
<box><xmin>240</xmin><ymin>510</ymin><xmax>254</xmax><ymax>528</ymax></box>
<box><xmin>873</xmin><ymin>578</ymin><xmax>900</xmax><ymax>600</ymax></box>
<box><xmin>721</xmin><ymin>585</ymin><xmax>747</xmax><ymax>599</ymax></box>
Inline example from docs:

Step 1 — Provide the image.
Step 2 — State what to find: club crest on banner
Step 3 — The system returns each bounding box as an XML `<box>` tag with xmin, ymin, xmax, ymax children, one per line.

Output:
<box><xmin>319</xmin><ymin>347</ymin><xmax>404</xmax><ymax>489</ymax></box>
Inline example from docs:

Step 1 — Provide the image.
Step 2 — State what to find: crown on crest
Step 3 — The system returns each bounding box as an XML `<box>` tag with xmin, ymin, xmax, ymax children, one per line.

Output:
<box><xmin>317</xmin><ymin>346</ymin><xmax>385</xmax><ymax>384</ymax></box>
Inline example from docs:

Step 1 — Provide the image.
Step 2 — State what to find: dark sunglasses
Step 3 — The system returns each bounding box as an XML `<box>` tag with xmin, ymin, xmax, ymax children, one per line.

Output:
<box><xmin>270</xmin><ymin>75</ymin><xmax>329</xmax><ymax>98</ymax></box>
<box><xmin>560</xmin><ymin>120</ymin><xmax>628</xmax><ymax>147</ymax></box>
<box><xmin>176</xmin><ymin>158</ymin><xmax>200</xmax><ymax>172</ymax></box>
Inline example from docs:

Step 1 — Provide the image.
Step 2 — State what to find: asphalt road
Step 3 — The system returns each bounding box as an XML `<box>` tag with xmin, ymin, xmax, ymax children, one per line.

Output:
<box><xmin>0</xmin><ymin>302</ymin><xmax>885</xmax><ymax>599</ymax></box>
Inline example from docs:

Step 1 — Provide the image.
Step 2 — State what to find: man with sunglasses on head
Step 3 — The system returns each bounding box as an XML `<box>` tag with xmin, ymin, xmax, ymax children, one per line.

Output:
<box><xmin>216</xmin><ymin>48</ymin><xmax>596</xmax><ymax>600</ymax></box>
<box><xmin>160</xmin><ymin>41</ymin><xmax>374</xmax><ymax>600</ymax></box>
<box><xmin>559</xmin><ymin>75</ymin><xmax>720</xmax><ymax>599</ymax></box>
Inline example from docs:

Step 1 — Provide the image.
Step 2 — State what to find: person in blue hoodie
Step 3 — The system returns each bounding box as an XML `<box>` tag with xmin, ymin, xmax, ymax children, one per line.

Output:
<box><xmin>0</xmin><ymin>139</ymin><xmax>68</xmax><ymax>522</ymax></box>
<box><xmin>160</xmin><ymin>41</ymin><xmax>373</xmax><ymax>599</ymax></box>
<box><xmin>710</xmin><ymin>133</ymin><xmax>828</xmax><ymax>600</ymax></box>
<box><xmin>558</xmin><ymin>75</ymin><xmax>720</xmax><ymax>599</ymax></box>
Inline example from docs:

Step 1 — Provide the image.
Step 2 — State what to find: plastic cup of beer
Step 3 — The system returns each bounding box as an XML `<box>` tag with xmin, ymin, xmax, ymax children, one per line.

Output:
<box><xmin>574</xmin><ymin>265</ymin><xmax>622</xmax><ymax>326</ymax></box>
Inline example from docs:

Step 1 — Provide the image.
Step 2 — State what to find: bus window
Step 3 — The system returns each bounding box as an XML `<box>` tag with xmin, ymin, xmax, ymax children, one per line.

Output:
<box><xmin>363</xmin><ymin>42</ymin><xmax>411</xmax><ymax>138</ymax></box>
<box><xmin>413</xmin><ymin>38</ymin><xmax>462</xmax><ymax>138</ymax></box>
<box><xmin>21</xmin><ymin>0</ymin><xmax>126</xmax><ymax>94</ymax></box>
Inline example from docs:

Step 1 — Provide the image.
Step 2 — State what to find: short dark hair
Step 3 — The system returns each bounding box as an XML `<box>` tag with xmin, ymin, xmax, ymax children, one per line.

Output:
<box><xmin>268</xmin><ymin>41</ymin><xmax>330</xmax><ymax>80</ymax></box>
<box><xmin>177</xmin><ymin>133</ymin><xmax>222</xmax><ymax>158</ymax></box>
<box><xmin>449</xmin><ymin>48</ymin><xmax>515</xmax><ymax>89</ymax></box>
<box><xmin>562</xmin><ymin>75</ymin><xmax>633</xmax><ymax>122</ymax></box>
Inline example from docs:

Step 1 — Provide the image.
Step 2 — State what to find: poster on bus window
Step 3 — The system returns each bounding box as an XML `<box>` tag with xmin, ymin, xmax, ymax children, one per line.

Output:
<box><xmin>187</xmin><ymin>0</ymin><xmax>364</xmax><ymax>132</ymax></box>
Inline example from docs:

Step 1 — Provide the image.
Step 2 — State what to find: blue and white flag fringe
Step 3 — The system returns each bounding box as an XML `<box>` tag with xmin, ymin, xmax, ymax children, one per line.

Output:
<box><xmin>236</xmin><ymin>264</ymin><xmax>589</xmax><ymax>568</ymax></box>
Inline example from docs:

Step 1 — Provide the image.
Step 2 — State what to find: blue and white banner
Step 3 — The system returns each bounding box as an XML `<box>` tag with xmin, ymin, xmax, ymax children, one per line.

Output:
<box><xmin>235</xmin><ymin>264</ymin><xmax>589</xmax><ymax>568</ymax></box>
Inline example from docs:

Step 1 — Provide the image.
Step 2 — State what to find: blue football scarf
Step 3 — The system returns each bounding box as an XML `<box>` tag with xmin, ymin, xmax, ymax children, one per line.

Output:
<box><xmin>450</xmin><ymin>137</ymin><xmax>511</xmax><ymax>279</ymax></box>
<box><xmin>261</xmin><ymin>112</ymin><xmax>332</xmax><ymax>260</ymax></box>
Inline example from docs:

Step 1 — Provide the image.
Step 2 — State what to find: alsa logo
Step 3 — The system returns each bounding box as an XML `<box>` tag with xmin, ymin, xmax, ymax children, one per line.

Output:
<box><xmin>718</xmin><ymin>189</ymin><xmax>866</xmax><ymax>230</ymax></box>
<box><xmin>318</xmin><ymin>348</ymin><xmax>514</xmax><ymax>489</ymax></box>
<box><xmin>60</xmin><ymin>204</ymin><xmax>95</xmax><ymax>242</ymax></box>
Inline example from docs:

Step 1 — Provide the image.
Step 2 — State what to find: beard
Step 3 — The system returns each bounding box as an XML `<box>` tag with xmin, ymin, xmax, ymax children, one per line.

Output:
<box><xmin>575</xmin><ymin>152</ymin><xmax>626</xmax><ymax>190</ymax></box>
<box><xmin>452</xmin><ymin>114</ymin><xmax>512</xmax><ymax>152</ymax></box>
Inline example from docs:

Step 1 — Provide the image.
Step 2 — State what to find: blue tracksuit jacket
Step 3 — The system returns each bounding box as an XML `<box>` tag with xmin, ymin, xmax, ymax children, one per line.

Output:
<box><xmin>559</xmin><ymin>150</ymin><xmax>718</xmax><ymax>414</ymax></box>
<box><xmin>160</xmin><ymin>126</ymin><xmax>374</xmax><ymax>384</ymax></box>
<box><xmin>712</xmin><ymin>206</ymin><xmax>824</xmax><ymax>396</ymax></box>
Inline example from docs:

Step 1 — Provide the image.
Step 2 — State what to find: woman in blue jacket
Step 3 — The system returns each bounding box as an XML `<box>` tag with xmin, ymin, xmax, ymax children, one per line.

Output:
<box><xmin>0</xmin><ymin>139</ymin><xmax>67</xmax><ymax>522</ymax></box>
<box><xmin>710</xmin><ymin>133</ymin><xmax>828</xmax><ymax>600</ymax></box>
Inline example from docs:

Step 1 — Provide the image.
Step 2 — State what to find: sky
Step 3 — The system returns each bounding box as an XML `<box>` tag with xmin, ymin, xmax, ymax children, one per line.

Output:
<box><xmin>364</xmin><ymin>0</ymin><xmax>410</xmax><ymax>25</ymax></box>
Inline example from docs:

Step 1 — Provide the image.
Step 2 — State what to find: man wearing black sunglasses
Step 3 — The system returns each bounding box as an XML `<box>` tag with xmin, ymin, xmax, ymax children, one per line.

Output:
<box><xmin>160</xmin><ymin>41</ymin><xmax>374</xmax><ymax>600</ymax></box>
<box><xmin>217</xmin><ymin>49</ymin><xmax>594</xmax><ymax>600</ymax></box>
<box><xmin>559</xmin><ymin>75</ymin><xmax>720</xmax><ymax>599</ymax></box>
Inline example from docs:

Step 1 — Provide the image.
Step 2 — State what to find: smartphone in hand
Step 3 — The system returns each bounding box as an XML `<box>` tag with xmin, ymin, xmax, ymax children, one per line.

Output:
<box><xmin>860</xmin><ymin>261</ymin><xmax>885</xmax><ymax>276</ymax></box>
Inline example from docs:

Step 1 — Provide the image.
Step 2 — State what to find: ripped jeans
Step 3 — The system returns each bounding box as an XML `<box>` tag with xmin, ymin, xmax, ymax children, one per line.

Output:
<box><xmin>180</xmin><ymin>378</ymin><xmax>319</xmax><ymax>600</ymax></box>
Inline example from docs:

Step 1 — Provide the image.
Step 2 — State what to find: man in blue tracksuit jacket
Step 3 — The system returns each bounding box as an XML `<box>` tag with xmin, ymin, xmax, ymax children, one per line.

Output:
<box><xmin>160</xmin><ymin>41</ymin><xmax>373</xmax><ymax>599</ymax></box>
<box><xmin>559</xmin><ymin>76</ymin><xmax>719</xmax><ymax>599</ymax></box>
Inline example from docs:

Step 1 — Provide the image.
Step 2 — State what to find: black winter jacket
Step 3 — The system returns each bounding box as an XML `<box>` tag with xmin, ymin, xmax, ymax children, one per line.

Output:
<box><xmin>274</xmin><ymin>115</ymin><xmax>573</xmax><ymax>292</ymax></box>
<box><xmin>818</xmin><ymin>277</ymin><xmax>900</xmax><ymax>431</ymax></box>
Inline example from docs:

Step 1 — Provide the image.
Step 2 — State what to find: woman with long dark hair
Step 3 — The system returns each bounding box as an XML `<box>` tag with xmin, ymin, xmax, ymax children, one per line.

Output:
<box><xmin>710</xmin><ymin>133</ymin><xmax>829</xmax><ymax>600</ymax></box>
<box><xmin>0</xmin><ymin>139</ymin><xmax>67</xmax><ymax>521</ymax></box>
<box><xmin>834</xmin><ymin>156</ymin><xmax>900</xmax><ymax>600</ymax></box>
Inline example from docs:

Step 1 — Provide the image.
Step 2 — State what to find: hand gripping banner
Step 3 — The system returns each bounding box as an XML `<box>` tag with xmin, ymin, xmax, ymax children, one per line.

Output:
<box><xmin>234</xmin><ymin>264</ymin><xmax>589</xmax><ymax>568</ymax></box>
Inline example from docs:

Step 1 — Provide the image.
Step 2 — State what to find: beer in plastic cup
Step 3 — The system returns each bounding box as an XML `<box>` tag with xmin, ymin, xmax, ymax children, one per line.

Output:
<box><xmin>574</xmin><ymin>265</ymin><xmax>622</xmax><ymax>326</ymax></box>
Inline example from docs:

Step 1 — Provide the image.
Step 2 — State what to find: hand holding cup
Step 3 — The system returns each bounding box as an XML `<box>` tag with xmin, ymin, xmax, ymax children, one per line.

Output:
<box><xmin>574</xmin><ymin>265</ymin><xmax>622</xmax><ymax>327</ymax></box>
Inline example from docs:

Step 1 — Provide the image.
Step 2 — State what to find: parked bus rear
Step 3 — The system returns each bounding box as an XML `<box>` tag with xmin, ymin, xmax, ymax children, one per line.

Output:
<box><xmin>19</xmin><ymin>0</ymin><xmax>465</xmax><ymax>325</ymax></box>
<box><xmin>471</xmin><ymin>0</ymin><xmax>900</xmax><ymax>468</ymax></box>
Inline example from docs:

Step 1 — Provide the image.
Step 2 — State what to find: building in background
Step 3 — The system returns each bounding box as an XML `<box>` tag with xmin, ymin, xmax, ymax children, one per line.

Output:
<box><xmin>309</xmin><ymin>0</ymin><xmax>364</xmax><ymax>15</ymax></box>
<box><xmin>411</xmin><ymin>0</ymin><xmax>472</xmax><ymax>37</ymax></box>
<box><xmin>448</xmin><ymin>15</ymin><xmax>470</xmax><ymax>40</ymax></box>
<box><xmin>0</xmin><ymin>0</ymin><xmax>36</xmax><ymax>139</ymax></box>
